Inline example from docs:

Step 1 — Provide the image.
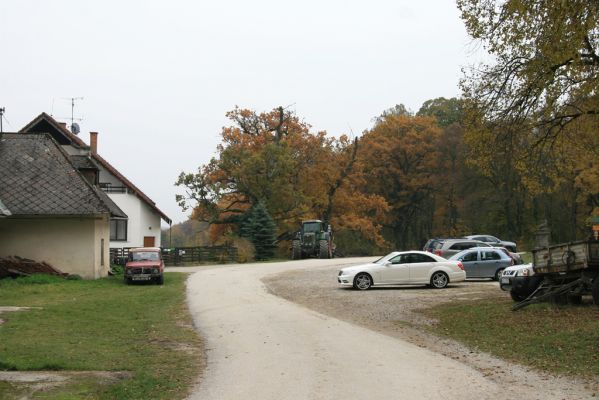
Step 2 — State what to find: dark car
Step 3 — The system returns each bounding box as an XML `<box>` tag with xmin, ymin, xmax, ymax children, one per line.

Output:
<box><xmin>124</xmin><ymin>247</ymin><xmax>164</xmax><ymax>285</ymax></box>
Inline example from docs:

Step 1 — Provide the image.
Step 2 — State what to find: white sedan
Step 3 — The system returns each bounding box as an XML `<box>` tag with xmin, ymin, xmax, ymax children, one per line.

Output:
<box><xmin>337</xmin><ymin>251</ymin><xmax>466</xmax><ymax>290</ymax></box>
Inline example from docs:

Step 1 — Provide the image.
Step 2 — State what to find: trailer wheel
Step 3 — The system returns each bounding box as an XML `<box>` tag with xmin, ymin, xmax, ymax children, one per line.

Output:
<box><xmin>550</xmin><ymin>293</ymin><xmax>568</xmax><ymax>306</ymax></box>
<box><xmin>592</xmin><ymin>278</ymin><xmax>599</xmax><ymax>306</ymax></box>
<box><xmin>567</xmin><ymin>294</ymin><xmax>582</xmax><ymax>305</ymax></box>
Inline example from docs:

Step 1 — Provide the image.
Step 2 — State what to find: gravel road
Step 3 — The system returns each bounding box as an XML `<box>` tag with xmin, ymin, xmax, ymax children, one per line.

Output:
<box><xmin>173</xmin><ymin>259</ymin><xmax>596</xmax><ymax>400</ymax></box>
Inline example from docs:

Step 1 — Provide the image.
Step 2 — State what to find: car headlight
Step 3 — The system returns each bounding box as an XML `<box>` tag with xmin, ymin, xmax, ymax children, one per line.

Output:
<box><xmin>152</xmin><ymin>268</ymin><xmax>159</xmax><ymax>274</ymax></box>
<box><xmin>338</xmin><ymin>270</ymin><xmax>344</xmax><ymax>276</ymax></box>
<box><xmin>519</xmin><ymin>269</ymin><xmax>529</xmax><ymax>277</ymax></box>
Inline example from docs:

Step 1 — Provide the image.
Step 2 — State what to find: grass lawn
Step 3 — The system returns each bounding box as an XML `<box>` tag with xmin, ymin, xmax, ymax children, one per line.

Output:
<box><xmin>0</xmin><ymin>273</ymin><xmax>203</xmax><ymax>400</ymax></box>
<box><xmin>422</xmin><ymin>297</ymin><xmax>599</xmax><ymax>378</ymax></box>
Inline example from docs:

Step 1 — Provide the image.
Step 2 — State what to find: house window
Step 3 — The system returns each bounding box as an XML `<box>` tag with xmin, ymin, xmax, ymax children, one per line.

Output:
<box><xmin>110</xmin><ymin>219</ymin><xmax>128</xmax><ymax>241</ymax></box>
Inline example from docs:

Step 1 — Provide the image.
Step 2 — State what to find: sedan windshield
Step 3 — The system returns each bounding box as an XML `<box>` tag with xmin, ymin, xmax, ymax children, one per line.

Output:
<box><xmin>373</xmin><ymin>252</ymin><xmax>400</xmax><ymax>264</ymax></box>
<box><xmin>130</xmin><ymin>252</ymin><xmax>160</xmax><ymax>261</ymax></box>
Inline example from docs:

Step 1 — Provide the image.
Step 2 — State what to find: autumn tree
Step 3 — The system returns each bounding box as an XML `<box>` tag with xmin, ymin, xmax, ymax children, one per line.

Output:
<box><xmin>458</xmin><ymin>0</ymin><xmax>599</xmax><ymax>238</ymax></box>
<box><xmin>358</xmin><ymin>113</ymin><xmax>442</xmax><ymax>249</ymax></box>
<box><xmin>176</xmin><ymin>107</ymin><xmax>388</xmax><ymax>253</ymax></box>
<box><xmin>458</xmin><ymin>0</ymin><xmax>599</xmax><ymax>150</ymax></box>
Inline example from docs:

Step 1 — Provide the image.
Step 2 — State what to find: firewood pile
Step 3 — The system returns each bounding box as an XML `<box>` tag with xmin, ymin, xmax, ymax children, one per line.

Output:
<box><xmin>0</xmin><ymin>256</ymin><xmax>67</xmax><ymax>279</ymax></box>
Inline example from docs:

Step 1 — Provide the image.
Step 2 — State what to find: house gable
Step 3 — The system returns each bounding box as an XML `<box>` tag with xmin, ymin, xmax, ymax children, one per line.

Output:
<box><xmin>19</xmin><ymin>112</ymin><xmax>87</xmax><ymax>148</ymax></box>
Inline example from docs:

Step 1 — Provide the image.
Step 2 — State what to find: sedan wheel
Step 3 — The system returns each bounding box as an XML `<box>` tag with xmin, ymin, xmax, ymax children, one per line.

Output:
<box><xmin>430</xmin><ymin>271</ymin><xmax>449</xmax><ymax>289</ymax></box>
<box><xmin>353</xmin><ymin>273</ymin><xmax>372</xmax><ymax>290</ymax></box>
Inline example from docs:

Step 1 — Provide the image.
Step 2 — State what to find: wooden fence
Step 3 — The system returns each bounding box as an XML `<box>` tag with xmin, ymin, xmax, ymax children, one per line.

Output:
<box><xmin>110</xmin><ymin>245</ymin><xmax>238</xmax><ymax>266</ymax></box>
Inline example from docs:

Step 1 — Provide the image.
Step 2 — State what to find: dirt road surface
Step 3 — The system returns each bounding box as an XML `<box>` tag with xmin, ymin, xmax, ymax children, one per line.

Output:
<box><xmin>174</xmin><ymin>259</ymin><xmax>593</xmax><ymax>400</ymax></box>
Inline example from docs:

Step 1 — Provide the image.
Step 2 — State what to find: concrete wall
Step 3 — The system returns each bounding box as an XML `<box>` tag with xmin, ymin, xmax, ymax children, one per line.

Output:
<box><xmin>0</xmin><ymin>216</ymin><xmax>110</xmax><ymax>279</ymax></box>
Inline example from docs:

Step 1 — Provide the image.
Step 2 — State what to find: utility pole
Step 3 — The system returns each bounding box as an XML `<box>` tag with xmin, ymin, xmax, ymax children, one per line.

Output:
<box><xmin>0</xmin><ymin>107</ymin><xmax>5</xmax><ymax>133</ymax></box>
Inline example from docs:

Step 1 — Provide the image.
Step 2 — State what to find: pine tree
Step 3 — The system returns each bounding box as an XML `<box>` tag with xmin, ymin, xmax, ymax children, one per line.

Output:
<box><xmin>241</xmin><ymin>202</ymin><xmax>276</xmax><ymax>260</ymax></box>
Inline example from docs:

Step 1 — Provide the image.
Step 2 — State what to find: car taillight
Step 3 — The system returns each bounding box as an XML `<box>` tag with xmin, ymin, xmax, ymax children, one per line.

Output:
<box><xmin>434</xmin><ymin>250</ymin><xmax>442</xmax><ymax>256</ymax></box>
<box><xmin>457</xmin><ymin>262</ymin><xmax>464</xmax><ymax>271</ymax></box>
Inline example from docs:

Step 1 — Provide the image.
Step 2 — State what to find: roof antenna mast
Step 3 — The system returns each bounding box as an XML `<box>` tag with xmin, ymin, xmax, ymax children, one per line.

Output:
<box><xmin>0</xmin><ymin>107</ymin><xmax>5</xmax><ymax>133</ymax></box>
<box><xmin>61</xmin><ymin>97</ymin><xmax>84</xmax><ymax>134</ymax></box>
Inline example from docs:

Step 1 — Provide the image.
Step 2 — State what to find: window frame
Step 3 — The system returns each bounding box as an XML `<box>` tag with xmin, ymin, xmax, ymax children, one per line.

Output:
<box><xmin>110</xmin><ymin>218</ymin><xmax>128</xmax><ymax>241</ymax></box>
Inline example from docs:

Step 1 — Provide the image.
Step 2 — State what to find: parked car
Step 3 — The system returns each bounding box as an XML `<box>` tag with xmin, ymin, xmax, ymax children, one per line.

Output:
<box><xmin>124</xmin><ymin>247</ymin><xmax>165</xmax><ymax>285</ymax></box>
<box><xmin>463</xmin><ymin>234</ymin><xmax>517</xmax><ymax>252</ymax></box>
<box><xmin>493</xmin><ymin>246</ymin><xmax>523</xmax><ymax>265</ymax></box>
<box><xmin>423</xmin><ymin>238</ymin><xmax>444</xmax><ymax>253</ymax></box>
<box><xmin>337</xmin><ymin>251</ymin><xmax>466</xmax><ymax>290</ymax></box>
<box><xmin>431</xmin><ymin>238</ymin><xmax>492</xmax><ymax>259</ymax></box>
<box><xmin>499</xmin><ymin>263</ymin><xmax>541</xmax><ymax>301</ymax></box>
<box><xmin>449</xmin><ymin>247</ymin><xmax>513</xmax><ymax>280</ymax></box>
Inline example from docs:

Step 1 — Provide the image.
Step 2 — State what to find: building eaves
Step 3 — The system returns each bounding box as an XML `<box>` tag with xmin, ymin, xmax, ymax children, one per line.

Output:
<box><xmin>92</xmin><ymin>153</ymin><xmax>172</xmax><ymax>224</ymax></box>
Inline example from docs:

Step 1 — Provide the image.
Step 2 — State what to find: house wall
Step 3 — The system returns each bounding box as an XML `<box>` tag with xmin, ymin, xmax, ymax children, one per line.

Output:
<box><xmin>0</xmin><ymin>216</ymin><xmax>110</xmax><ymax>279</ymax></box>
<box><xmin>107</xmin><ymin>192</ymin><xmax>161</xmax><ymax>248</ymax></box>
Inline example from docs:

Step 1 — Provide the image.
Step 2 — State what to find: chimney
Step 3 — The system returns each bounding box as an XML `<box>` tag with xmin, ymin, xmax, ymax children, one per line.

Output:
<box><xmin>90</xmin><ymin>132</ymin><xmax>98</xmax><ymax>154</ymax></box>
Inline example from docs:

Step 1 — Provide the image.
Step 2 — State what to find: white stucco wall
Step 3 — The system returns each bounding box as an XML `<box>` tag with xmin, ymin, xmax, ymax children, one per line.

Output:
<box><xmin>0</xmin><ymin>216</ymin><xmax>110</xmax><ymax>279</ymax></box>
<box><xmin>97</xmin><ymin>166</ymin><xmax>162</xmax><ymax>249</ymax></box>
<box><xmin>106</xmin><ymin>192</ymin><xmax>161</xmax><ymax>248</ymax></box>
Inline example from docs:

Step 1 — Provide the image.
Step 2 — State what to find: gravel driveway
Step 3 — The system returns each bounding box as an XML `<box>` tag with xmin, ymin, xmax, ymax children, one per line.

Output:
<box><xmin>176</xmin><ymin>258</ymin><xmax>596</xmax><ymax>400</ymax></box>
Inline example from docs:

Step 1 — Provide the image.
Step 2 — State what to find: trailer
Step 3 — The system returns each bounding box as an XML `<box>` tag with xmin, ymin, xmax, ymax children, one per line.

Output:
<box><xmin>512</xmin><ymin>239</ymin><xmax>599</xmax><ymax>310</ymax></box>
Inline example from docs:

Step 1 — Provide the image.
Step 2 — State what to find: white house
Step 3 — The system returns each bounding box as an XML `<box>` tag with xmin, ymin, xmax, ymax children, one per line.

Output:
<box><xmin>20</xmin><ymin>113</ymin><xmax>171</xmax><ymax>249</ymax></box>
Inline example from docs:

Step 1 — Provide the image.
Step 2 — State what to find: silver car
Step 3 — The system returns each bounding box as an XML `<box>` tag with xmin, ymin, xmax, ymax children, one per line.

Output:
<box><xmin>463</xmin><ymin>234</ymin><xmax>517</xmax><ymax>252</ymax></box>
<box><xmin>431</xmin><ymin>239</ymin><xmax>492</xmax><ymax>259</ymax></box>
<box><xmin>449</xmin><ymin>247</ymin><xmax>513</xmax><ymax>280</ymax></box>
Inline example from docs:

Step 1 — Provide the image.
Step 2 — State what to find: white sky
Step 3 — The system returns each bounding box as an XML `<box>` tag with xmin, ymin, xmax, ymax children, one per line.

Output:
<box><xmin>0</xmin><ymin>0</ymin><xmax>475</xmax><ymax>225</ymax></box>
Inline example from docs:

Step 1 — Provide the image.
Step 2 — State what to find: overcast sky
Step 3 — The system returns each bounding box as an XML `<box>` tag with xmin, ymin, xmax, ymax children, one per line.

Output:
<box><xmin>0</xmin><ymin>1</ymin><xmax>476</xmax><ymax>225</ymax></box>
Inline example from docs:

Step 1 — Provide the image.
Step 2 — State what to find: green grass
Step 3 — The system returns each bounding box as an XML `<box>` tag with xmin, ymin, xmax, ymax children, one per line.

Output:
<box><xmin>422</xmin><ymin>298</ymin><xmax>599</xmax><ymax>377</ymax></box>
<box><xmin>0</xmin><ymin>273</ymin><xmax>202</xmax><ymax>399</ymax></box>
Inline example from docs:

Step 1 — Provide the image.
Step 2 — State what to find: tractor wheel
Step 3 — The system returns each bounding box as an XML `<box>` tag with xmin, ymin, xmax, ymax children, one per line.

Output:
<box><xmin>292</xmin><ymin>240</ymin><xmax>302</xmax><ymax>260</ymax></box>
<box><xmin>319</xmin><ymin>240</ymin><xmax>331</xmax><ymax>259</ymax></box>
<box><xmin>592</xmin><ymin>278</ymin><xmax>599</xmax><ymax>306</ymax></box>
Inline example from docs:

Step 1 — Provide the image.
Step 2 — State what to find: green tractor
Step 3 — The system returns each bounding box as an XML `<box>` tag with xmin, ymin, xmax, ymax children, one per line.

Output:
<box><xmin>291</xmin><ymin>220</ymin><xmax>334</xmax><ymax>259</ymax></box>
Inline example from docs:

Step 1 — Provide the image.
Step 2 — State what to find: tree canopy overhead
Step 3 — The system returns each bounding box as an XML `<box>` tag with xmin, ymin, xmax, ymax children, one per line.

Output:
<box><xmin>458</xmin><ymin>0</ymin><xmax>599</xmax><ymax>146</ymax></box>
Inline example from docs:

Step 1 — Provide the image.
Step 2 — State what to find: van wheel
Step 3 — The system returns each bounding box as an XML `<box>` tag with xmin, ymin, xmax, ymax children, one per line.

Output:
<box><xmin>156</xmin><ymin>275</ymin><xmax>164</xmax><ymax>285</ymax></box>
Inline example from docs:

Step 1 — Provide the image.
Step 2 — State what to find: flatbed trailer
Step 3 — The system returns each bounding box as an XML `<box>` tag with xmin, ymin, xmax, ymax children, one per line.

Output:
<box><xmin>512</xmin><ymin>239</ymin><xmax>599</xmax><ymax>310</ymax></box>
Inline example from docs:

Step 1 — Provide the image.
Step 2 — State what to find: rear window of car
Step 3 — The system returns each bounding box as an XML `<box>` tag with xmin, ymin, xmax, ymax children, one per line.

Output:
<box><xmin>450</xmin><ymin>242</ymin><xmax>474</xmax><ymax>250</ymax></box>
<box><xmin>432</xmin><ymin>241</ymin><xmax>444</xmax><ymax>250</ymax></box>
<box><xmin>482</xmin><ymin>250</ymin><xmax>501</xmax><ymax>260</ymax></box>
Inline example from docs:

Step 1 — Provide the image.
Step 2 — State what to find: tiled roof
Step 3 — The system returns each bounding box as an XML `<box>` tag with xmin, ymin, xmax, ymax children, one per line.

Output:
<box><xmin>70</xmin><ymin>155</ymin><xmax>98</xmax><ymax>170</ymax></box>
<box><xmin>20</xmin><ymin>113</ymin><xmax>172</xmax><ymax>225</ymax></box>
<box><xmin>95</xmin><ymin>188</ymin><xmax>128</xmax><ymax>218</ymax></box>
<box><xmin>0</xmin><ymin>134</ymin><xmax>110</xmax><ymax>216</ymax></box>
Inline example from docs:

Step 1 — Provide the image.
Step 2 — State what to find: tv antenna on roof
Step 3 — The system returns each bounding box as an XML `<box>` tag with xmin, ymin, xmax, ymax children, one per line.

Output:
<box><xmin>58</xmin><ymin>97</ymin><xmax>84</xmax><ymax>134</ymax></box>
<box><xmin>0</xmin><ymin>107</ymin><xmax>11</xmax><ymax>134</ymax></box>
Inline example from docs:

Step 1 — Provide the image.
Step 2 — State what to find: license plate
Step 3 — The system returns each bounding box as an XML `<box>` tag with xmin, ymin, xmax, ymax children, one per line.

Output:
<box><xmin>132</xmin><ymin>275</ymin><xmax>151</xmax><ymax>281</ymax></box>
<box><xmin>501</xmin><ymin>277</ymin><xmax>509</xmax><ymax>284</ymax></box>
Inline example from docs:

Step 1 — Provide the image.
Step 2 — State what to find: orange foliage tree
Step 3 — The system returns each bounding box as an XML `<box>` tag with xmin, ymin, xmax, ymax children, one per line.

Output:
<box><xmin>176</xmin><ymin>107</ymin><xmax>388</xmax><ymax>250</ymax></box>
<box><xmin>358</xmin><ymin>112</ymin><xmax>443</xmax><ymax>249</ymax></box>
